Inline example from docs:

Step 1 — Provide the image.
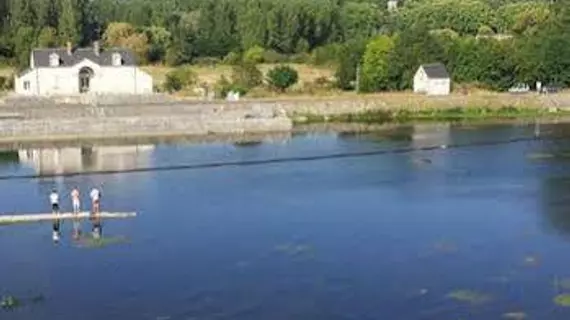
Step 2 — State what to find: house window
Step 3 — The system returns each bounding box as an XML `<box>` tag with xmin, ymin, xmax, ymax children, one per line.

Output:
<box><xmin>23</xmin><ymin>81</ymin><xmax>30</xmax><ymax>90</ymax></box>
<box><xmin>112</xmin><ymin>53</ymin><xmax>122</xmax><ymax>66</ymax></box>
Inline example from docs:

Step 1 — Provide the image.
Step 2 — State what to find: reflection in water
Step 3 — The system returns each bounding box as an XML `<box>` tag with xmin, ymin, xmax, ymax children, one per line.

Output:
<box><xmin>72</xmin><ymin>218</ymin><xmax>81</xmax><ymax>240</ymax></box>
<box><xmin>52</xmin><ymin>217</ymin><xmax>61</xmax><ymax>243</ymax></box>
<box><xmin>540</xmin><ymin>176</ymin><xmax>570</xmax><ymax>237</ymax></box>
<box><xmin>0</xmin><ymin>150</ymin><xmax>19</xmax><ymax>163</ymax></box>
<box><xmin>18</xmin><ymin>145</ymin><xmax>155</xmax><ymax>175</ymax></box>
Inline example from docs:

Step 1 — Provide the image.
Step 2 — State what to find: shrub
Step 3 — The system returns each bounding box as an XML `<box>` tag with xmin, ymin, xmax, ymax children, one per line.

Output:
<box><xmin>222</xmin><ymin>51</ymin><xmax>242</xmax><ymax>65</ymax></box>
<box><xmin>193</xmin><ymin>57</ymin><xmax>220</xmax><ymax>66</ymax></box>
<box><xmin>163</xmin><ymin>66</ymin><xmax>197</xmax><ymax>93</ymax></box>
<box><xmin>289</xmin><ymin>52</ymin><xmax>311</xmax><ymax>64</ymax></box>
<box><xmin>266</xmin><ymin>65</ymin><xmax>299</xmax><ymax>92</ymax></box>
<box><xmin>231</xmin><ymin>62</ymin><xmax>263</xmax><ymax>90</ymax></box>
<box><xmin>163</xmin><ymin>73</ymin><xmax>183</xmax><ymax>92</ymax></box>
<box><xmin>214</xmin><ymin>75</ymin><xmax>248</xmax><ymax>98</ymax></box>
<box><xmin>262</xmin><ymin>50</ymin><xmax>288</xmax><ymax>63</ymax></box>
<box><xmin>311</xmin><ymin>43</ymin><xmax>342</xmax><ymax>65</ymax></box>
<box><xmin>243</xmin><ymin>46</ymin><xmax>265</xmax><ymax>64</ymax></box>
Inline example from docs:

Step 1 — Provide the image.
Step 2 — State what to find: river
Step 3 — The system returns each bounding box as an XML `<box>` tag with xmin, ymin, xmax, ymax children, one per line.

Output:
<box><xmin>2</xmin><ymin>122</ymin><xmax>570</xmax><ymax>319</ymax></box>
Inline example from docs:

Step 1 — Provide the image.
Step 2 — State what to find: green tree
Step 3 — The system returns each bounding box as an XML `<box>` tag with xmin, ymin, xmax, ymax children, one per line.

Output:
<box><xmin>360</xmin><ymin>35</ymin><xmax>395</xmax><ymax>92</ymax></box>
<box><xmin>335</xmin><ymin>38</ymin><xmax>366</xmax><ymax>90</ymax></box>
<box><xmin>267</xmin><ymin>65</ymin><xmax>299</xmax><ymax>91</ymax></box>
<box><xmin>37</xmin><ymin>27</ymin><xmax>58</xmax><ymax>48</ymax></box>
<box><xmin>58</xmin><ymin>0</ymin><xmax>79</xmax><ymax>44</ymax></box>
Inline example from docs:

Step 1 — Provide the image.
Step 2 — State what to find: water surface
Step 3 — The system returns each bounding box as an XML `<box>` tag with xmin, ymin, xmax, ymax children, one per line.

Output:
<box><xmin>2</xmin><ymin>123</ymin><xmax>570</xmax><ymax>319</ymax></box>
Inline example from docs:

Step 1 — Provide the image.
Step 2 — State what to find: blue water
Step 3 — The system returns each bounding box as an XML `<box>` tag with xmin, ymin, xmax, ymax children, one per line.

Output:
<box><xmin>2</xmin><ymin>123</ymin><xmax>570</xmax><ymax>319</ymax></box>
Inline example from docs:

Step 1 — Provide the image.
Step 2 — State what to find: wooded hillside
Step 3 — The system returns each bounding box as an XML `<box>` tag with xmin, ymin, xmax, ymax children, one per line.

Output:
<box><xmin>1</xmin><ymin>0</ymin><xmax>568</xmax><ymax>93</ymax></box>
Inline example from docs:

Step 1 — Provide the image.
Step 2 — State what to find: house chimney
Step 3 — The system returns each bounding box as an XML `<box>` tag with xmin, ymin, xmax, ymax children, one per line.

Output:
<box><xmin>93</xmin><ymin>41</ymin><xmax>100</xmax><ymax>56</ymax></box>
<box><xmin>66</xmin><ymin>41</ymin><xmax>72</xmax><ymax>55</ymax></box>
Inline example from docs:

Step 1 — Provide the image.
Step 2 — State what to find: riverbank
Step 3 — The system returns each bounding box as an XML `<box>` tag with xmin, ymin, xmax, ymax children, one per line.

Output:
<box><xmin>1</xmin><ymin>93</ymin><xmax>570</xmax><ymax>144</ymax></box>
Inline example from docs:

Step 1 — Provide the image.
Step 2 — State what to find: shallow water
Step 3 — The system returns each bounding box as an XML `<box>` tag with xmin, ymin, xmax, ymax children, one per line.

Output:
<box><xmin>3</xmin><ymin>123</ymin><xmax>570</xmax><ymax>319</ymax></box>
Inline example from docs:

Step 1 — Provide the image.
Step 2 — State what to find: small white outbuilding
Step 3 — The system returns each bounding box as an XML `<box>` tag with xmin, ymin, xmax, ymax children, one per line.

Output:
<box><xmin>413</xmin><ymin>63</ymin><xmax>451</xmax><ymax>96</ymax></box>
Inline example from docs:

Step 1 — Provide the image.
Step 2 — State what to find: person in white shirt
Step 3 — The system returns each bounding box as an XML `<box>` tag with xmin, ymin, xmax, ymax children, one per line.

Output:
<box><xmin>50</xmin><ymin>189</ymin><xmax>59</xmax><ymax>214</ymax></box>
<box><xmin>71</xmin><ymin>187</ymin><xmax>80</xmax><ymax>214</ymax></box>
<box><xmin>90</xmin><ymin>187</ymin><xmax>101</xmax><ymax>214</ymax></box>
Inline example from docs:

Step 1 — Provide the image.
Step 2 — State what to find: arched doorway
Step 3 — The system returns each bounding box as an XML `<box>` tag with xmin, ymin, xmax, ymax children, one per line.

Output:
<box><xmin>78</xmin><ymin>67</ymin><xmax>94</xmax><ymax>93</ymax></box>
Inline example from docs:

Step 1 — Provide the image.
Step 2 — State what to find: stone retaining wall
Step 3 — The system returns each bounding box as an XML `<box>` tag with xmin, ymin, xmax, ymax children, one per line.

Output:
<box><xmin>0</xmin><ymin>116</ymin><xmax>293</xmax><ymax>141</ymax></box>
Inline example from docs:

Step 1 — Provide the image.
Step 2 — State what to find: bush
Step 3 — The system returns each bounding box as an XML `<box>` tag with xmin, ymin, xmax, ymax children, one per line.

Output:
<box><xmin>289</xmin><ymin>52</ymin><xmax>311</xmax><ymax>64</ymax></box>
<box><xmin>214</xmin><ymin>75</ymin><xmax>248</xmax><ymax>98</ymax></box>
<box><xmin>243</xmin><ymin>46</ymin><xmax>265</xmax><ymax>64</ymax></box>
<box><xmin>222</xmin><ymin>51</ymin><xmax>242</xmax><ymax>65</ymax></box>
<box><xmin>231</xmin><ymin>62</ymin><xmax>263</xmax><ymax>90</ymax></box>
<box><xmin>262</xmin><ymin>50</ymin><xmax>288</xmax><ymax>63</ymax></box>
<box><xmin>193</xmin><ymin>57</ymin><xmax>220</xmax><ymax>66</ymax></box>
<box><xmin>163</xmin><ymin>66</ymin><xmax>197</xmax><ymax>93</ymax></box>
<box><xmin>267</xmin><ymin>65</ymin><xmax>299</xmax><ymax>92</ymax></box>
<box><xmin>310</xmin><ymin>44</ymin><xmax>343</xmax><ymax>65</ymax></box>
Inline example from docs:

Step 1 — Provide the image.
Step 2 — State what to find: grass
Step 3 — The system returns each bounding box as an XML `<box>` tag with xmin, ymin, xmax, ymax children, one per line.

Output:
<box><xmin>292</xmin><ymin>106</ymin><xmax>570</xmax><ymax>125</ymax></box>
<box><xmin>140</xmin><ymin>63</ymin><xmax>335</xmax><ymax>88</ymax></box>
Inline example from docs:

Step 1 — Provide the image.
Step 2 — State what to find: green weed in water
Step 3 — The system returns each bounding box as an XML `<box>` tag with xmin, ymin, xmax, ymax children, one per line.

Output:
<box><xmin>77</xmin><ymin>236</ymin><xmax>129</xmax><ymax>249</ymax></box>
<box><xmin>274</xmin><ymin>243</ymin><xmax>315</xmax><ymax>258</ymax></box>
<box><xmin>554</xmin><ymin>294</ymin><xmax>570</xmax><ymax>307</ymax></box>
<box><xmin>446</xmin><ymin>289</ymin><xmax>493</xmax><ymax>305</ymax></box>
<box><xmin>1</xmin><ymin>295</ymin><xmax>20</xmax><ymax>310</ymax></box>
<box><xmin>554</xmin><ymin>277</ymin><xmax>570</xmax><ymax>291</ymax></box>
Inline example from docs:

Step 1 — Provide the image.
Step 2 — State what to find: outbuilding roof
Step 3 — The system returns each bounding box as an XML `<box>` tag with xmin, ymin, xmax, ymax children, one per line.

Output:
<box><xmin>420</xmin><ymin>63</ymin><xmax>450</xmax><ymax>79</ymax></box>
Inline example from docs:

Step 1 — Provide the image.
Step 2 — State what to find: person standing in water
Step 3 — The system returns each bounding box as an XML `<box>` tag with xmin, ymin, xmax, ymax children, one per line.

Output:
<box><xmin>50</xmin><ymin>189</ymin><xmax>61</xmax><ymax>242</ymax></box>
<box><xmin>90</xmin><ymin>187</ymin><xmax>101</xmax><ymax>215</ymax></box>
<box><xmin>50</xmin><ymin>189</ymin><xmax>60</xmax><ymax>215</ymax></box>
<box><xmin>71</xmin><ymin>187</ymin><xmax>81</xmax><ymax>215</ymax></box>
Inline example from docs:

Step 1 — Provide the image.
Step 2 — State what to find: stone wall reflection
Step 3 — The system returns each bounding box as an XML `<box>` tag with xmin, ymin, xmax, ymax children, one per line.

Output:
<box><xmin>18</xmin><ymin>145</ymin><xmax>155</xmax><ymax>175</ymax></box>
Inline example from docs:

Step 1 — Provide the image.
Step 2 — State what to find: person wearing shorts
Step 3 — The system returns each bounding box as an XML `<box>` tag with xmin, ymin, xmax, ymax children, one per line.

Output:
<box><xmin>71</xmin><ymin>187</ymin><xmax>80</xmax><ymax>214</ymax></box>
<box><xmin>50</xmin><ymin>189</ymin><xmax>59</xmax><ymax>214</ymax></box>
<box><xmin>90</xmin><ymin>187</ymin><xmax>101</xmax><ymax>215</ymax></box>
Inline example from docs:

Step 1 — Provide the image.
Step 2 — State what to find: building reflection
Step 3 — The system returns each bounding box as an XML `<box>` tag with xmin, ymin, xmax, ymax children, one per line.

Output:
<box><xmin>18</xmin><ymin>145</ymin><xmax>155</xmax><ymax>175</ymax></box>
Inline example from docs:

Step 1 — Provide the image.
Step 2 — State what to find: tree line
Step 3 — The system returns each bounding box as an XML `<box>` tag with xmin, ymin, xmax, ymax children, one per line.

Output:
<box><xmin>1</xmin><ymin>0</ymin><xmax>569</xmax><ymax>92</ymax></box>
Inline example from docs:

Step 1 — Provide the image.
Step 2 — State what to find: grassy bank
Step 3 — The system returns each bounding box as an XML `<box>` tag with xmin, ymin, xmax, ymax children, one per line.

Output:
<box><xmin>292</xmin><ymin>106</ymin><xmax>570</xmax><ymax>125</ymax></box>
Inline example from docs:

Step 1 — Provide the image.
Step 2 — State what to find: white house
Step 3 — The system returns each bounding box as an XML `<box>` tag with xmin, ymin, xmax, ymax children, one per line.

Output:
<box><xmin>413</xmin><ymin>63</ymin><xmax>451</xmax><ymax>95</ymax></box>
<box><xmin>14</xmin><ymin>42</ymin><xmax>153</xmax><ymax>96</ymax></box>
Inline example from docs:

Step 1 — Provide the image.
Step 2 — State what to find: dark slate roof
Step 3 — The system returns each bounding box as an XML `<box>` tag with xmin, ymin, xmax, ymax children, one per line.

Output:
<box><xmin>32</xmin><ymin>47</ymin><xmax>137</xmax><ymax>68</ymax></box>
<box><xmin>421</xmin><ymin>63</ymin><xmax>450</xmax><ymax>79</ymax></box>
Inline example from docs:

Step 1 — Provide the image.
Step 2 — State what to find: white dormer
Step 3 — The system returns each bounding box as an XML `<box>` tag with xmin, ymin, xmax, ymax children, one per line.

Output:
<box><xmin>49</xmin><ymin>53</ymin><xmax>60</xmax><ymax>67</ymax></box>
<box><xmin>112</xmin><ymin>53</ymin><xmax>122</xmax><ymax>66</ymax></box>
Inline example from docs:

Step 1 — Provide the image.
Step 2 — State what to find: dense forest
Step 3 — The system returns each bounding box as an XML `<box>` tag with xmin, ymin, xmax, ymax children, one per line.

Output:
<box><xmin>1</xmin><ymin>0</ymin><xmax>569</xmax><ymax>92</ymax></box>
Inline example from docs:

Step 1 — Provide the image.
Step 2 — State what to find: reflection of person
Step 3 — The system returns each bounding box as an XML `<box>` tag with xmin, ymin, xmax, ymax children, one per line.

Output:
<box><xmin>90</xmin><ymin>187</ymin><xmax>101</xmax><ymax>215</ymax></box>
<box><xmin>72</xmin><ymin>219</ymin><xmax>81</xmax><ymax>240</ymax></box>
<box><xmin>71</xmin><ymin>187</ymin><xmax>80</xmax><ymax>214</ymax></box>
<box><xmin>92</xmin><ymin>217</ymin><xmax>102</xmax><ymax>239</ymax></box>
<box><xmin>52</xmin><ymin>218</ymin><xmax>61</xmax><ymax>242</ymax></box>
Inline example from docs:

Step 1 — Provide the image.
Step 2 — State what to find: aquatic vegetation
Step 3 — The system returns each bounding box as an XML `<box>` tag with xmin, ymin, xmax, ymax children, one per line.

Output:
<box><xmin>274</xmin><ymin>243</ymin><xmax>315</xmax><ymax>258</ymax></box>
<box><xmin>554</xmin><ymin>294</ymin><xmax>570</xmax><ymax>307</ymax></box>
<box><xmin>1</xmin><ymin>295</ymin><xmax>20</xmax><ymax>310</ymax></box>
<box><xmin>502</xmin><ymin>311</ymin><xmax>527</xmax><ymax>319</ymax></box>
<box><xmin>446</xmin><ymin>289</ymin><xmax>493</xmax><ymax>305</ymax></box>
<box><xmin>76</xmin><ymin>236</ymin><xmax>129</xmax><ymax>249</ymax></box>
<box><xmin>526</xmin><ymin>152</ymin><xmax>570</xmax><ymax>161</ymax></box>
<box><xmin>293</xmin><ymin>106</ymin><xmax>570</xmax><ymax>125</ymax></box>
<box><xmin>553</xmin><ymin>277</ymin><xmax>570</xmax><ymax>291</ymax></box>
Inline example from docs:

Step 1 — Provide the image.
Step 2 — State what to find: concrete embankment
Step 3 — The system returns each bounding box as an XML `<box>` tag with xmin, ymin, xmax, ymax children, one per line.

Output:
<box><xmin>0</xmin><ymin>116</ymin><xmax>293</xmax><ymax>143</ymax></box>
